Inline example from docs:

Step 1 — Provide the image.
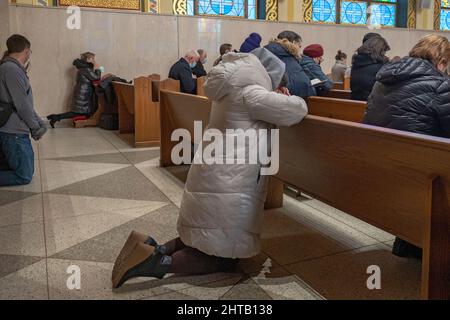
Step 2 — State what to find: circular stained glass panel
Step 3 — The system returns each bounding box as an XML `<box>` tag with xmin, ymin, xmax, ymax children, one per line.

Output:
<box><xmin>345</xmin><ymin>2</ymin><xmax>364</xmax><ymax>24</ymax></box>
<box><xmin>210</xmin><ymin>0</ymin><xmax>235</xmax><ymax>15</ymax></box>
<box><xmin>313</xmin><ymin>0</ymin><xmax>333</xmax><ymax>22</ymax></box>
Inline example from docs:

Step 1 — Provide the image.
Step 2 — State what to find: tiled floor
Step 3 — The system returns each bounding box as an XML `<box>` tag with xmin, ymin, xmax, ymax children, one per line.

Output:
<box><xmin>0</xmin><ymin>127</ymin><xmax>421</xmax><ymax>300</ymax></box>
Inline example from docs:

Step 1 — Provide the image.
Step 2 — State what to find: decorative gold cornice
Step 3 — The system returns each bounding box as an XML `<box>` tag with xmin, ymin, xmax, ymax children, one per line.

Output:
<box><xmin>58</xmin><ymin>0</ymin><xmax>140</xmax><ymax>10</ymax></box>
<box><xmin>266</xmin><ymin>0</ymin><xmax>278</xmax><ymax>21</ymax></box>
<box><xmin>434</xmin><ymin>0</ymin><xmax>441</xmax><ymax>30</ymax></box>
<box><xmin>303</xmin><ymin>0</ymin><xmax>313</xmax><ymax>22</ymax></box>
<box><xmin>407</xmin><ymin>0</ymin><xmax>416</xmax><ymax>28</ymax></box>
<box><xmin>173</xmin><ymin>0</ymin><xmax>187</xmax><ymax>15</ymax></box>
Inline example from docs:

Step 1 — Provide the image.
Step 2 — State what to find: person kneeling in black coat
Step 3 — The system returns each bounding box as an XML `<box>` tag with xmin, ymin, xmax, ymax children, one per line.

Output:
<box><xmin>364</xmin><ymin>34</ymin><xmax>450</xmax><ymax>259</ymax></box>
<box><xmin>47</xmin><ymin>52</ymin><xmax>102</xmax><ymax>128</ymax></box>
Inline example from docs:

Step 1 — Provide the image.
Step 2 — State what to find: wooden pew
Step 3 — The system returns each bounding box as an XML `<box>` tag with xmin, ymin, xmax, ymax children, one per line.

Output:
<box><xmin>152</xmin><ymin>78</ymin><xmax>180</xmax><ymax>103</ymax></box>
<box><xmin>196</xmin><ymin>76</ymin><xmax>206</xmax><ymax>97</ymax></box>
<box><xmin>113</xmin><ymin>74</ymin><xmax>161</xmax><ymax>148</ymax></box>
<box><xmin>159</xmin><ymin>90</ymin><xmax>212</xmax><ymax>167</ymax></box>
<box><xmin>307</xmin><ymin>96</ymin><xmax>366</xmax><ymax>123</ymax></box>
<box><xmin>333</xmin><ymin>77</ymin><xmax>351</xmax><ymax>90</ymax></box>
<box><xmin>157</xmin><ymin>90</ymin><xmax>449</xmax><ymax>299</ymax></box>
<box><xmin>273</xmin><ymin>115</ymin><xmax>450</xmax><ymax>300</ymax></box>
<box><xmin>319</xmin><ymin>89</ymin><xmax>351</xmax><ymax>100</ymax></box>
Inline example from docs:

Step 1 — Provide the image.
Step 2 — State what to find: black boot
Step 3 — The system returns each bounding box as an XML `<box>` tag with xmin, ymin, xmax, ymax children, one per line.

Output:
<box><xmin>47</xmin><ymin>115</ymin><xmax>57</xmax><ymax>129</ymax></box>
<box><xmin>112</xmin><ymin>242</ymin><xmax>171</xmax><ymax>289</ymax></box>
<box><xmin>392</xmin><ymin>237</ymin><xmax>422</xmax><ymax>259</ymax></box>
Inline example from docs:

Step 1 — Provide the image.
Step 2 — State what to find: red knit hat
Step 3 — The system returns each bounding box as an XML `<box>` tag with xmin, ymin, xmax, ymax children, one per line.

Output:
<box><xmin>303</xmin><ymin>44</ymin><xmax>324</xmax><ymax>58</ymax></box>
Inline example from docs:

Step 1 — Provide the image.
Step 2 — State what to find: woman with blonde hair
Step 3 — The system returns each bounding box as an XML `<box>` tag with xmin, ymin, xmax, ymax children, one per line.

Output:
<box><xmin>364</xmin><ymin>34</ymin><xmax>450</xmax><ymax>258</ymax></box>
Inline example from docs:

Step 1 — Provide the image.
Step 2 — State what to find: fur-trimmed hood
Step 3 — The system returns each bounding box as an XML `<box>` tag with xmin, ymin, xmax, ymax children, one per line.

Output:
<box><xmin>267</xmin><ymin>38</ymin><xmax>302</xmax><ymax>60</ymax></box>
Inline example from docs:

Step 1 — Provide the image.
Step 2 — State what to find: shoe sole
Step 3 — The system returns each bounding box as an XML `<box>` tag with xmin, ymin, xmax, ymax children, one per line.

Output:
<box><xmin>112</xmin><ymin>231</ymin><xmax>149</xmax><ymax>283</ymax></box>
<box><xmin>112</xmin><ymin>242</ymin><xmax>155</xmax><ymax>289</ymax></box>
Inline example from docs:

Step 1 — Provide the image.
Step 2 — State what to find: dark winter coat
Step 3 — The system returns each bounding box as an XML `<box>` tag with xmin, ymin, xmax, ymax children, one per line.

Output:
<box><xmin>169</xmin><ymin>58</ymin><xmax>197</xmax><ymax>94</ymax></box>
<box><xmin>363</xmin><ymin>57</ymin><xmax>450</xmax><ymax>138</ymax></box>
<box><xmin>350</xmin><ymin>53</ymin><xmax>386</xmax><ymax>101</ymax></box>
<box><xmin>265</xmin><ymin>39</ymin><xmax>315</xmax><ymax>98</ymax></box>
<box><xmin>300</xmin><ymin>55</ymin><xmax>333</xmax><ymax>94</ymax></box>
<box><xmin>72</xmin><ymin>59</ymin><xmax>101</xmax><ymax>114</ymax></box>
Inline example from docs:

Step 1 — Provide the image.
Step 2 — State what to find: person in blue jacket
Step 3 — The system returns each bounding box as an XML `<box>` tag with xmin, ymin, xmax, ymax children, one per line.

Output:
<box><xmin>265</xmin><ymin>31</ymin><xmax>315</xmax><ymax>98</ymax></box>
<box><xmin>301</xmin><ymin>44</ymin><xmax>333</xmax><ymax>95</ymax></box>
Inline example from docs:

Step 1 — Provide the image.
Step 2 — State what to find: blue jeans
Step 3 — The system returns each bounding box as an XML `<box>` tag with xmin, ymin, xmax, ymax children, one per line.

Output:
<box><xmin>0</xmin><ymin>132</ymin><xmax>34</xmax><ymax>186</ymax></box>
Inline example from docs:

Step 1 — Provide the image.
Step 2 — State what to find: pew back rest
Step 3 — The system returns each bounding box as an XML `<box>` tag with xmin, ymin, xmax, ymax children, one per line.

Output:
<box><xmin>277</xmin><ymin>115</ymin><xmax>450</xmax><ymax>248</ymax></box>
<box><xmin>112</xmin><ymin>82</ymin><xmax>135</xmax><ymax>115</ymax></box>
<box><xmin>320</xmin><ymin>89</ymin><xmax>352</xmax><ymax>100</ymax></box>
<box><xmin>307</xmin><ymin>96</ymin><xmax>366</xmax><ymax>123</ymax></box>
<box><xmin>152</xmin><ymin>78</ymin><xmax>181</xmax><ymax>102</ymax></box>
<box><xmin>197</xmin><ymin>76</ymin><xmax>207</xmax><ymax>97</ymax></box>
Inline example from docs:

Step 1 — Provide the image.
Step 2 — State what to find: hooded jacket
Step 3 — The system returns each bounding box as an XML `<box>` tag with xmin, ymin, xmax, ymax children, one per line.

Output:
<box><xmin>265</xmin><ymin>39</ymin><xmax>316</xmax><ymax>97</ymax></box>
<box><xmin>364</xmin><ymin>57</ymin><xmax>450</xmax><ymax>137</ymax></box>
<box><xmin>350</xmin><ymin>53</ymin><xmax>386</xmax><ymax>101</ymax></box>
<box><xmin>177</xmin><ymin>52</ymin><xmax>308</xmax><ymax>258</ymax></box>
<box><xmin>72</xmin><ymin>59</ymin><xmax>101</xmax><ymax>114</ymax></box>
<box><xmin>300</xmin><ymin>55</ymin><xmax>333</xmax><ymax>94</ymax></box>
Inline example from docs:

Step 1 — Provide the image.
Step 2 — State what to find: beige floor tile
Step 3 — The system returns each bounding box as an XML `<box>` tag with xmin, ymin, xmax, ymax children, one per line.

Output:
<box><xmin>0</xmin><ymin>222</ymin><xmax>46</xmax><ymax>257</ymax></box>
<box><xmin>285</xmin><ymin>244</ymin><xmax>421</xmax><ymax>300</ymax></box>
<box><xmin>299</xmin><ymin>196</ymin><xmax>396</xmax><ymax>243</ymax></box>
<box><xmin>0</xmin><ymin>194</ymin><xmax>43</xmax><ymax>228</ymax></box>
<box><xmin>135</xmin><ymin>165</ymin><xmax>186</xmax><ymax>208</ymax></box>
<box><xmin>0</xmin><ymin>259</ymin><xmax>48</xmax><ymax>300</ymax></box>
<box><xmin>40</xmin><ymin>160</ymin><xmax>130</xmax><ymax>192</ymax></box>
<box><xmin>45</xmin><ymin>196</ymin><xmax>165</xmax><ymax>256</ymax></box>
<box><xmin>261</xmin><ymin>197</ymin><xmax>378</xmax><ymax>265</ymax></box>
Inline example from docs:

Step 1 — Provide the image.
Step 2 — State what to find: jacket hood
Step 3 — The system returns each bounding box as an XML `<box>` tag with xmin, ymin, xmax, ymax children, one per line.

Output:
<box><xmin>73</xmin><ymin>58</ymin><xmax>93</xmax><ymax>69</ymax></box>
<box><xmin>352</xmin><ymin>53</ymin><xmax>381</xmax><ymax>68</ymax></box>
<box><xmin>376</xmin><ymin>57</ymin><xmax>443</xmax><ymax>85</ymax></box>
<box><xmin>266</xmin><ymin>39</ymin><xmax>301</xmax><ymax>59</ymax></box>
<box><xmin>203</xmin><ymin>52</ymin><xmax>270</xmax><ymax>100</ymax></box>
<box><xmin>250</xmin><ymin>47</ymin><xmax>286</xmax><ymax>90</ymax></box>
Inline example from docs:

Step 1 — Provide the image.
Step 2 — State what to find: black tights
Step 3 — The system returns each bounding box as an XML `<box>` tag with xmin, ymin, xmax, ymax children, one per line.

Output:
<box><xmin>161</xmin><ymin>238</ymin><xmax>238</xmax><ymax>275</ymax></box>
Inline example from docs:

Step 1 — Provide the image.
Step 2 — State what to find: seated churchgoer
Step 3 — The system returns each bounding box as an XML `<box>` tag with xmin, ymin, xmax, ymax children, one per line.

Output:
<box><xmin>239</xmin><ymin>33</ymin><xmax>262</xmax><ymax>53</ymax></box>
<box><xmin>350</xmin><ymin>35</ymin><xmax>390</xmax><ymax>101</ymax></box>
<box><xmin>331</xmin><ymin>50</ymin><xmax>349</xmax><ymax>83</ymax></box>
<box><xmin>47</xmin><ymin>52</ymin><xmax>102</xmax><ymax>128</ymax></box>
<box><xmin>364</xmin><ymin>34</ymin><xmax>450</xmax><ymax>258</ymax></box>
<box><xmin>265</xmin><ymin>30</ymin><xmax>315</xmax><ymax>98</ymax></box>
<box><xmin>111</xmin><ymin>50</ymin><xmax>308</xmax><ymax>288</ymax></box>
<box><xmin>169</xmin><ymin>50</ymin><xmax>199</xmax><ymax>94</ymax></box>
<box><xmin>213</xmin><ymin>43</ymin><xmax>234</xmax><ymax>66</ymax></box>
<box><xmin>0</xmin><ymin>34</ymin><xmax>47</xmax><ymax>187</ymax></box>
<box><xmin>301</xmin><ymin>44</ymin><xmax>333</xmax><ymax>94</ymax></box>
<box><xmin>191</xmin><ymin>49</ymin><xmax>207</xmax><ymax>78</ymax></box>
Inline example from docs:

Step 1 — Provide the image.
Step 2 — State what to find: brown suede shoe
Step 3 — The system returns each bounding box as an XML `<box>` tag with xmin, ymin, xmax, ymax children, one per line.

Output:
<box><xmin>112</xmin><ymin>231</ymin><xmax>151</xmax><ymax>283</ymax></box>
<box><xmin>112</xmin><ymin>242</ymin><xmax>157</xmax><ymax>289</ymax></box>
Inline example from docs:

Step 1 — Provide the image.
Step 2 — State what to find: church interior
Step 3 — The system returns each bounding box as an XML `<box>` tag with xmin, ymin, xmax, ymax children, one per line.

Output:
<box><xmin>0</xmin><ymin>0</ymin><xmax>449</xmax><ymax>301</ymax></box>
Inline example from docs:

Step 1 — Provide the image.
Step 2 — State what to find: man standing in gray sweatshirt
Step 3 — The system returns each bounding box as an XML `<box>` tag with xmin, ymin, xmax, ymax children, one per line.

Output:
<box><xmin>0</xmin><ymin>34</ymin><xmax>47</xmax><ymax>186</ymax></box>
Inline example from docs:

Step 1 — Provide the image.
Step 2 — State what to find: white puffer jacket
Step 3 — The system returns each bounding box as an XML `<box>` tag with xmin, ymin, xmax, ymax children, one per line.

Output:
<box><xmin>177</xmin><ymin>52</ymin><xmax>308</xmax><ymax>258</ymax></box>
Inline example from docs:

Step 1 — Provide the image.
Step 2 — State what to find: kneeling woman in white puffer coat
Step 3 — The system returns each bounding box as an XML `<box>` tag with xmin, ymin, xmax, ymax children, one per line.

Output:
<box><xmin>112</xmin><ymin>49</ymin><xmax>308</xmax><ymax>288</ymax></box>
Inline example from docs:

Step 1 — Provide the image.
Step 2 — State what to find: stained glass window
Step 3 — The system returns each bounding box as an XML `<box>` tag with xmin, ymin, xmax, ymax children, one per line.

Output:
<box><xmin>341</xmin><ymin>1</ymin><xmax>367</xmax><ymax>25</ymax></box>
<box><xmin>312</xmin><ymin>0</ymin><xmax>337</xmax><ymax>23</ymax></box>
<box><xmin>312</xmin><ymin>0</ymin><xmax>397</xmax><ymax>27</ymax></box>
<box><xmin>441</xmin><ymin>0</ymin><xmax>450</xmax><ymax>30</ymax></box>
<box><xmin>186</xmin><ymin>0</ymin><xmax>258</xmax><ymax>19</ymax></box>
<box><xmin>369</xmin><ymin>3</ymin><xmax>396</xmax><ymax>26</ymax></box>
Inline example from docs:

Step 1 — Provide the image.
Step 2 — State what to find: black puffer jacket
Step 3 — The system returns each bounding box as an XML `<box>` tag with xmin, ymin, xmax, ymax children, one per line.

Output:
<box><xmin>72</xmin><ymin>59</ymin><xmax>101</xmax><ymax>114</ymax></box>
<box><xmin>351</xmin><ymin>53</ymin><xmax>386</xmax><ymax>101</ymax></box>
<box><xmin>364</xmin><ymin>57</ymin><xmax>450</xmax><ymax>137</ymax></box>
